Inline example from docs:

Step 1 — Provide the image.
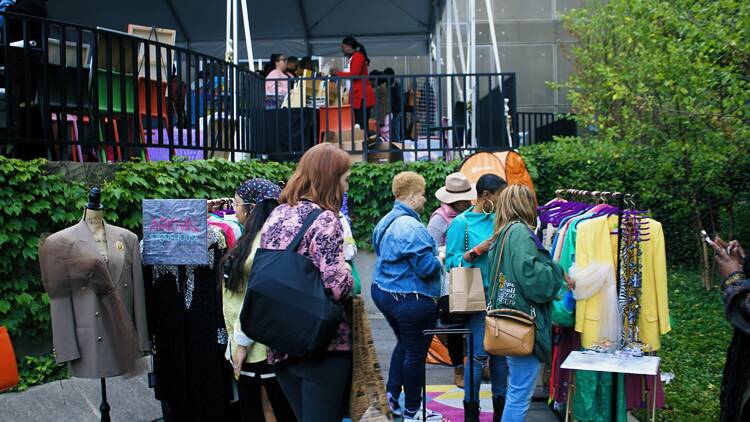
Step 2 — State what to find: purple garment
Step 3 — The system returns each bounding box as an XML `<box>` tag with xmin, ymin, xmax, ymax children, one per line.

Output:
<box><xmin>625</xmin><ymin>372</ymin><xmax>666</xmax><ymax>410</ymax></box>
<box><xmin>553</xmin><ymin>327</ymin><xmax>581</xmax><ymax>404</ymax></box>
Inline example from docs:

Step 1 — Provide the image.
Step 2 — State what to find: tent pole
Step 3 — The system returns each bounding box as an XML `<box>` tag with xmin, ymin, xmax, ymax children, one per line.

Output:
<box><xmin>453</xmin><ymin>0</ymin><xmax>467</xmax><ymax>74</ymax></box>
<box><xmin>240</xmin><ymin>0</ymin><xmax>254</xmax><ymax>71</ymax></box>
<box><xmin>446</xmin><ymin>0</ymin><xmax>453</xmax><ymax>144</ymax></box>
<box><xmin>469</xmin><ymin>0</ymin><xmax>476</xmax><ymax>148</ymax></box>
<box><xmin>233</xmin><ymin>0</ymin><xmax>238</xmax><ymax>64</ymax></box>
<box><xmin>225</xmin><ymin>0</ymin><xmax>232</xmax><ymax>61</ymax></box>
<box><xmin>484</xmin><ymin>0</ymin><xmax>502</xmax><ymax>83</ymax></box>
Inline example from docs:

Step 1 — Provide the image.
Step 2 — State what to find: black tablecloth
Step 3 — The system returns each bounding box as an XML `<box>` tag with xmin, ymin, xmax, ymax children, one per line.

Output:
<box><xmin>261</xmin><ymin>107</ymin><xmax>318</xmax><ymax>161</ymax></box>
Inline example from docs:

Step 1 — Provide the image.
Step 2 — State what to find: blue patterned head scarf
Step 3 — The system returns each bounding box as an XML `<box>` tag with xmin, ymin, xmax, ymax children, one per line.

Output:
<box><xmin>236</xmin><ymin>178</ymin><xmax>282</xmax><ymax>205</ymax></box>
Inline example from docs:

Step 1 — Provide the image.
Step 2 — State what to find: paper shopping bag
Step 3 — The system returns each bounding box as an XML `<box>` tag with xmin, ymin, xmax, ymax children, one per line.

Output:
<box><xmin>449</xmin><ymin>266</ymin><xmax>486</xmax><ymax>313</ymax></box>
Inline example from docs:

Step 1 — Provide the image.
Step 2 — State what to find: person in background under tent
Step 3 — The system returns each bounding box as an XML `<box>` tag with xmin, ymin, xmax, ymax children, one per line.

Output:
<box><xmin>332</xmin><ymin>36</ymin><xmax>375</xmax><ymax>131</ymax></box>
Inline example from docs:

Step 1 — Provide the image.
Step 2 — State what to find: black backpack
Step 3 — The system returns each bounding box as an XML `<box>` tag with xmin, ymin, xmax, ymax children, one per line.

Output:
<box><xmin>239</xmin><ymin>209</ymin><xmax>345</xmax><ymax>358</ymax></box>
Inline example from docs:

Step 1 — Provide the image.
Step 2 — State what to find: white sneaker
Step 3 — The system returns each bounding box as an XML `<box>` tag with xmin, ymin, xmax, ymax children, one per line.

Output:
<box><xmin>403</xmin><ymin>407</ymin><xmax>443</xmax><ymax>421</ymax></box>
<box><xmin>387</xmin><ymin>392</ymin><xmax>403</xmax><ymax>417</ymax></box>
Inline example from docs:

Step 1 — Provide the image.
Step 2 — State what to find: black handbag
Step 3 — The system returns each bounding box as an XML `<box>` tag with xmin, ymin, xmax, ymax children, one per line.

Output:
<box><xmin>240</xmin><ymin>209</ymin><xmax>345</xmax><ymax>358</ymax></box>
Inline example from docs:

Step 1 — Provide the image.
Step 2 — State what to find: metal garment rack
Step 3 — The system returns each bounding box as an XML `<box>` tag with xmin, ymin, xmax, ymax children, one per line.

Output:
<box><xmin>555</xmin><ymin>189</ymin><xmax>657</xmax><ymax>422</ymax></box>
<box><xmin>421</xmin><ymin>328</ymin><xmax>473</xmax><ymax>421</ymax></box>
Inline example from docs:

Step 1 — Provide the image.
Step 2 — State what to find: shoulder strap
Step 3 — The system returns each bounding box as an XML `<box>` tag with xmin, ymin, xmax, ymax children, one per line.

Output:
<box><xmin>464</xmin><ymin>220</ymin><xmax>470</xmax><ymax>252</ymax></box>
<box><xmin>488</xmin><ymin>222</ymin><xmax>519</xmax><ymax>310</ymax></box>
<box><xmin>287</xmin><ymin>209</ymin><xmax>323</xmax><ymax>252</ymax></box>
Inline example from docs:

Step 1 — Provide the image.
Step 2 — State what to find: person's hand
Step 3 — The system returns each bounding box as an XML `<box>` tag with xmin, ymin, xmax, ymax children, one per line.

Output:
<box><xmin>564</xmin><ymin>273</ymin><xmax>575</xmax><ymax>290</ymax></box>
<box><xmin>330</xmin><ymin>68</ymin><xmax>340</xmax><ymax>76</ymax></box>
<box><xmin>716</xmin><ymin>236</ymin><xmax>746</xmax><ymax>268</ymax></box>
<box><xmin>710</xmin><ymin>236</ymin><xmax>743</xmax><ymax>278</ymax></box>
<box><xmin>475</xmin><ymin>239</ymin><xmax>492</xmax><ymax>255</ymax></box>
<box><xmin>232</xmin><ymin>345</ymin><xmax>247</xmax><ymax>379</ymax></box>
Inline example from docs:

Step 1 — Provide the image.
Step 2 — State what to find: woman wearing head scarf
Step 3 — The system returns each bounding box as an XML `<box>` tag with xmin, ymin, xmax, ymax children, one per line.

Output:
<box><xmin>220</xmin><ymin>178</ymin><xmax>295</xmax><ymax>422</ymax></box>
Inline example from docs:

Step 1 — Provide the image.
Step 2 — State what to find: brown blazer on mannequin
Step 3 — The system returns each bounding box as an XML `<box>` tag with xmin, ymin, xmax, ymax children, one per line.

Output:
<box><xmin>38</xmin><ymin>220</ymin><xmax>149</xmax><ymax>378</ymax></box>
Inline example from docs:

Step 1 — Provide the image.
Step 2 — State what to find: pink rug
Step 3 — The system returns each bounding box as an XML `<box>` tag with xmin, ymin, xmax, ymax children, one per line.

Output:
<box><xmin>424</xmin><ymin>385</ymin><xmax>495</xmax><ymax>422</ymax></box>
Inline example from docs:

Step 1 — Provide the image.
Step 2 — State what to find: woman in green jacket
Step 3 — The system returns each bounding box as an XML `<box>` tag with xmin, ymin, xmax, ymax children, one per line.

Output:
<box><xmin>488</xmin><ymin>184</ymin><xmax>568</xmax><ymax>422</ymax></box>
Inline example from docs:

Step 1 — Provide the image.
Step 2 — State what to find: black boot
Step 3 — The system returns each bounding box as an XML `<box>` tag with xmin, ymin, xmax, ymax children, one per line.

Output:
<box><xmin>463</xmin><ymin>401</ymin><xmax>480</xmax><ymax>422</ymax></box>
<box><xmin>492</xmin><ymin>395</ymin><xmax>505</xmax><ymax>422</ymax></box>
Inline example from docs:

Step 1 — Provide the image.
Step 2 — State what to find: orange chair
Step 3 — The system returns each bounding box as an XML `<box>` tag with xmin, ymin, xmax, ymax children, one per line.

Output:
<box><xmin>137</xmin><ymin>76</ymin><xmax>169</xmax><ymax>160</ymax></box>
<box><xmin>0</xmin><ymin>326</ymin><xmax>19</xmax><ymax>392</ymax></box>
<box><xmin>318</xmin><ymin>104</ymin><xmax>352</xmax><ymax>143</ymax></box>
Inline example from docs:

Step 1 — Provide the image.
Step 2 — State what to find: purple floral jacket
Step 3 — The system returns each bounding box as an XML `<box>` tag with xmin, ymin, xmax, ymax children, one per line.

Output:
<box><xmin>260</xmin><ymin>200</ymin><xmax>353</xmax><ymax>364</ymax></box>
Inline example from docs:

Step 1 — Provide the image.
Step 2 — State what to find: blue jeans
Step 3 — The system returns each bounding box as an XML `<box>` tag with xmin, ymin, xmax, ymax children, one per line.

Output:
<box><xmin>371</xmin><ymin>283</ymin><xmax>438</xmax><ymax>412</ymax></box>
<box><xmin>464</xmin><ymin>312</ymin><xmax>507</xmax><ymax>402</ymax></box>
<box><xmin>501</xmin><ymin>355</ymin><xmax>541</xmax><ymax>422</ymax></box>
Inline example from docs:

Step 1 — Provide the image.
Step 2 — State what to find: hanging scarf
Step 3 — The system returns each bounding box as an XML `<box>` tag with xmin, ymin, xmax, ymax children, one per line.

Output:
<box><xmin>569</xmin><ymin>262</ymin><xmax>622</xmax><ymax>344</ymax></box>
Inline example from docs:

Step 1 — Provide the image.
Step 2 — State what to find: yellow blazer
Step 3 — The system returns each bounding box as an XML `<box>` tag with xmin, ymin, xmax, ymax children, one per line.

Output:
<box><xmin>573</xmin><ymin>216</ymin><xmax>670</xmax><ymax>350</ymax></box>
<box><xmin>638</xmin><ymin>219</ymin><xmax>671</xmax><ymax>350</ymax></box>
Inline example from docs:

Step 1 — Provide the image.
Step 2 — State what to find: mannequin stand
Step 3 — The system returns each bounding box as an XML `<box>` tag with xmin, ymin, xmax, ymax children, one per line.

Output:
<box><xmin>100</xmin><ymin>378</ymin><xmax>111</xmax><ymax>422</ymax></box>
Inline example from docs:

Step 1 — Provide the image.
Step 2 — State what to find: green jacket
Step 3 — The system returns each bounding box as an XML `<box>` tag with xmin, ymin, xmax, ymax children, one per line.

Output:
<box><xmin>488</xmin><ymin>221</ymin><xmax>565</xmax><ymax>363</ymax></box>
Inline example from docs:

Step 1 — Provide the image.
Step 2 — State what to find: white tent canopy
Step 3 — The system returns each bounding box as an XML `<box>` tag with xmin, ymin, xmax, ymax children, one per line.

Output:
<box><xmin>47</xmin><ymin>0</ymin><xmax>441</xmax><ymax>61</ymax></box>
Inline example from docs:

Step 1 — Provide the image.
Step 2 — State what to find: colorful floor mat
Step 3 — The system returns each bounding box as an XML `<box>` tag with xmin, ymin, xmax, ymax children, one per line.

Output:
<box><xmin>424</xmin><ymin>384</ymin><xmax>496</xmax><ymax>421</ymax></box>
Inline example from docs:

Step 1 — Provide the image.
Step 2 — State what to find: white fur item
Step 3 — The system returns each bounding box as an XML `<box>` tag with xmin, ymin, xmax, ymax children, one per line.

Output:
<box><xmin>569</xmin><ymin>263</ymin><xmax>622</xmax><ymax>344</ymax></box>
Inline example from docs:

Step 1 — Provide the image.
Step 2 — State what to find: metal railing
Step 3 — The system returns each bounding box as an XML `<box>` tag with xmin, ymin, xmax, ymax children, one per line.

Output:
<box><xmin>0</xmin><ymin>12</ymin><xmax>573</xmax><ymax>163</ymax></box>
<box><xmin>515</xmin><ymin>111</ymin><xmax>577</xmax><ymax>146</ymax></box>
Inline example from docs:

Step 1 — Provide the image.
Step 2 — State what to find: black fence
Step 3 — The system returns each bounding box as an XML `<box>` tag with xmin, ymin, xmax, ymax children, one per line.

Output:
<box><xmin>0</xmin><ymin>12</ymin><xmax>572</xmax><ymax>163</ymax></box>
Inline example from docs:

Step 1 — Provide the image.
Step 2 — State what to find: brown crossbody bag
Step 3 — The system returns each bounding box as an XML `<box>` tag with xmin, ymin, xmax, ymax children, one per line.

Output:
<box><xmin>484</xmin><ymin>223</ymin><xmax>536</xmax><ymax>356</ymax></box>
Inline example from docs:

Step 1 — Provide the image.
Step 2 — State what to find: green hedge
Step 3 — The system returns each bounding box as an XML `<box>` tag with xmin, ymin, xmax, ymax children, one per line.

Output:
<box><xmin>2</xmin><ymin>138</ymin><xmax>748</xmax><ymax>398</ymax></box>
<box><xmin>520</xmin><ymin>137</ymin><xmax>750</xmax><ymax>265</ymax></box>
<box><xmin>0</xmin><ymin>156</ymin><xmax>459</xmax><ymax>347</ymax></box>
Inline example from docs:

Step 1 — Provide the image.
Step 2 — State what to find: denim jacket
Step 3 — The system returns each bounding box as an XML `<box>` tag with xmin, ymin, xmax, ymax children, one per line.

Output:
<box><xmin>372</xmin><ymin>201</ymin><xmax>442</xmax><ymax>298</ymax></box>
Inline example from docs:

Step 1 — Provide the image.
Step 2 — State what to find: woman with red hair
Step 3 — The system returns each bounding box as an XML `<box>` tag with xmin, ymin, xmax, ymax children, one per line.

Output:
<box><xmin>258</xmin><ymin>143</ymin><xmax>354</xmax><ymax>421</ymax></box>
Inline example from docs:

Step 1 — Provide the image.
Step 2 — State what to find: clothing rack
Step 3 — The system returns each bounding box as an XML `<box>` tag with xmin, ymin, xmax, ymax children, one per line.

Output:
<box><xmin>207</xmin><ymin>198</ymin><xmax>234</xmax><ymax>212</ymax></box>
<box><xmin>556</xmin><ymin>189</ymin><xmax>629</xmax><ymax>292</ymax></box>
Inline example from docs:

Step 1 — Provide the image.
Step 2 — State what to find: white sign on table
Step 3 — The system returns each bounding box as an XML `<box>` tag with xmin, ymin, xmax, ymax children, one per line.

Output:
<box><xmin>561</xmin><ymin>351</ymin><xmax>660</xmax><ymax>376</ymax></box>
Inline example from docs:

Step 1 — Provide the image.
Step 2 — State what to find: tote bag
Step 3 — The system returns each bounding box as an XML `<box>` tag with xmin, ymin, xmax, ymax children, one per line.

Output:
<box><xmin>449</xmin><ymin>223</ymin><xmax>486</xmax><ymax>313</ymax></box>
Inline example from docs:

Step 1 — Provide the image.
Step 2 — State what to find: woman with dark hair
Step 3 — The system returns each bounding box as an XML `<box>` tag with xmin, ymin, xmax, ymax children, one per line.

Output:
<box><xmin>221</xmin><ymin>179</ymin><xmax>295</xmax><ymax>422</ymax></box>
<box><xmin>259</xmin><ymin>143</ymin><xmax>354</xmax><ymax>421</ymax></box>
<box><xmin>333</xmin><ymin>36</ymin><xmax>375</xmax><ymax>130</ymax></box>
<box><xmin>445</xmin><ymin>174</ymin><xmax>508</xmax><ymax>422</ymax></box>
<box><xmin>265</xmin><ymin>53</ymin><xmax>291</xmax><ymax>108</ymax></box>
<box><xmin>709</xmin><ymin>237</ymin><xmax>750</xmax><ymax>422</ymax></box>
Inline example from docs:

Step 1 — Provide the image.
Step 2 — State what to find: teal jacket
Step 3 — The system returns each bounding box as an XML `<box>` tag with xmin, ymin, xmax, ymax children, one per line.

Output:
<box><xmin>488</xmin><ymin>221</ymin><xmax>565</xmax><ymax>363</ymax></box>
<box><xmin>444</xmin><ymin>207</ymin><xmax>495</xmax><ymax>301</ymax></box>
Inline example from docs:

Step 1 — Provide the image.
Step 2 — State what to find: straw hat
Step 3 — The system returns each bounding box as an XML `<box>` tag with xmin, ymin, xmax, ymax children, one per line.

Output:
<box><xmin>435</xmin><ymin>172</ymin><xmax>477</xmax><ymax>203</ymax></box>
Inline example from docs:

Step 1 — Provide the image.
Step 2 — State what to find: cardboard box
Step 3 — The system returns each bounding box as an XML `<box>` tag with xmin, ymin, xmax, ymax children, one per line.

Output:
<box><xmin>324</xmin><ymin>128</ymin><xmax>365</xmax><ymax>143</ymax></box>
<box><xmin>326</xmin><ymin>139</ymin><xmax>364</xmax><ymax>164</ymax></box>
<box><xmin>367</xmin><ymin>141</ymin><xmax>403</xmax><ymax>163</ymax></box>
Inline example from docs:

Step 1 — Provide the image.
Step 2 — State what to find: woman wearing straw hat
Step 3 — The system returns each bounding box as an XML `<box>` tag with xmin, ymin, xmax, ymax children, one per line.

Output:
<box><xmin>427</xmin><ymin>173</ymin><xmax>476</xmax><ymax>248</ymax></box>
<box><xmin>427</xmin><ymin>173</ymin><xmax>477</xmax><ymax>389</ymax></box>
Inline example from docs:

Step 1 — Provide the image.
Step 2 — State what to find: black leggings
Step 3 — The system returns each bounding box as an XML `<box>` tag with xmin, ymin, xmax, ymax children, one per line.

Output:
<box><xmin>237</xmin><ymin>361</ymin><xmax>296</xmax><ymax>422</ymax></box>
<box><xmin>276</xmin><ymin>356</ymin><xmax>352</xmax><ymax>422</ymax></box>
<box><xmin>354</xmin><ymin>107</ymin><xmax>372</xmax><ymax>132</ymax></box>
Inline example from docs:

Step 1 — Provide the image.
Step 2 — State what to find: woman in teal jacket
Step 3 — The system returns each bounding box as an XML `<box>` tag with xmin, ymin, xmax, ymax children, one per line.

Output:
<box><xmin>445</xmin><ymin>174</ymin><xmax>507</xmax><ymax>422</ymax></box>
<box><xmin>489</xmin><ymin>184</ymin><xmax>568</xmax><ymax>422</ymax></box>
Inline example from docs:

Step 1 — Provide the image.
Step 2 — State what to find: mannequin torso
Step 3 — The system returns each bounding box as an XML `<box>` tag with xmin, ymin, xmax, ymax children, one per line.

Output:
<box><xmin>85</xmin><ymin>209</ymin><xmax>108</xmax><ymax>263</ymax></box>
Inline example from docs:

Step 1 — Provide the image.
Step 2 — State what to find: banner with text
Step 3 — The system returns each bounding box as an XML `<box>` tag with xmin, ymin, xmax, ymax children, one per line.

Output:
<box><xmin>142</xmin><ymin>199</ymin><xmax>208</xmax><ymax>265</ymax></box>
